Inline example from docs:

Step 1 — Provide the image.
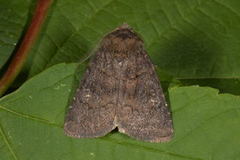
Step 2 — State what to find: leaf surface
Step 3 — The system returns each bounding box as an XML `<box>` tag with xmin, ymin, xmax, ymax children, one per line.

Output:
<box><xmin>0</xmin><ymin>63</ymin><xmax>239</xmax><ymax>160</ymax></box>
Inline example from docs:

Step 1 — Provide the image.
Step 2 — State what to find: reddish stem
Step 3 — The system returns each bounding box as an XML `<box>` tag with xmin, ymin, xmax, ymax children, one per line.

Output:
<box><xmin>0</xmin><ymin>0</ymin><xmax>53</xmax><ymax>96</ymax></box>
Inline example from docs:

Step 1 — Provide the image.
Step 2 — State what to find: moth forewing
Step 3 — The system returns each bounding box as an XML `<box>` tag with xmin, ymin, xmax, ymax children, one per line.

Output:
<box><xmin>64</xmin><ymin>24</ymin><xmax>173</xmax><ymax>142</ymax></box>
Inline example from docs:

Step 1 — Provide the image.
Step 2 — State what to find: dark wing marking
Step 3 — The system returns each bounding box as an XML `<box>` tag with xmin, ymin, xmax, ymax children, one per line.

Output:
<box><xmin>117</xmin><ymin>50</ymin><xmax>173</xmax><ymax>142</ymax></box>
<box><xmin>64</xmin><ymin>49</ymin><xmax>117</xmax><ymax>138</ymax></box>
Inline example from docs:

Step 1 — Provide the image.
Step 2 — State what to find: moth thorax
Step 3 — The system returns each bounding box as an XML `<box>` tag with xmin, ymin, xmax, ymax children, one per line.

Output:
<box><xmin>113</xmin><ymin>51</ymin><xmax>128</xmax><ymax>64</ymax></box>
<box><xmin>113</xmin><ymin>38</ymin><xmax>143</xmax><ymax>52</ymax></box>
<box><xmin>102</xmin><ymin>28</ymin><xmax>143</xmax><ymax>52</ymax></box>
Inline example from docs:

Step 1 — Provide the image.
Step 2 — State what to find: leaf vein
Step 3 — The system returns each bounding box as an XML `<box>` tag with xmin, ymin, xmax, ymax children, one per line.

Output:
<box><xmin>174</xmin><ymin>0</ymin><xmax>220</xmax><ymax>45</ymax></box>
<box><xmin>0</xmin><ymin>105</ymin><xmax>60</xmax><ymax>127</ymax></box>
<box><xmin>100</xmin><ymin>137</ymin><xmax>203</xmax><ymax>160</ymax></box>
<box><xmin>213</xmin><ymin>0</ymin><xmax>240</xmax><ymax>19</ymax></box>
<box><xmin>44</xmin><ymin>0</ymin><xmax>116</xmax><ymax>67</ymax></box>
<box><xmin>0</xmin><ymin>124</ymin><xmax>19</xmax><ymax>160</ymax></box>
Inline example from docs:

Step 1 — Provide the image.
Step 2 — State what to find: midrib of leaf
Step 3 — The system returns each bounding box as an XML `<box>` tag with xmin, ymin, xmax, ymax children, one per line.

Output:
<box><xmin>0</xmin><ymin>105</ymin><xmax>202</xmax><ymax>160</ymax></box>
<box><xmin>99</xmin><ymin>137</ymin><xmax>203</xmax><ymax>160</ymax></box>
<box><xmin>0</xmin><ymin>105</ymin><xmax>60</xmax><ymax>127</ymax></box>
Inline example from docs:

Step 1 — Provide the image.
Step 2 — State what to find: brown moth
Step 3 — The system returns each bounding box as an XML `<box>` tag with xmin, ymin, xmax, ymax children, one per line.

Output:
<box><xmin>64</xmin><ymin>24</ymin><xmax>173</xmax><ymax>142</ymax></box>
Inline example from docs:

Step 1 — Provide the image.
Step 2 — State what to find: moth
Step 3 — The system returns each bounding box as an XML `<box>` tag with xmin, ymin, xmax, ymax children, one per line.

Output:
<box><xmin>64</xmin><ymin>24</ymin><xmax>173</xmax><ymax>142</ymax></box>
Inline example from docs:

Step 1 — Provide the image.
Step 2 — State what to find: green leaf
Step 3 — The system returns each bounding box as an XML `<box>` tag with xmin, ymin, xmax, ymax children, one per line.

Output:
<box><xmin>1</xmin><ymin>0</ymin><xmax>240</xmax><ymax>95</ymax></box>
<box><xmin>1</xmin><ymin>0</ymin><xmax>239</xmax><ymax>79</ymax></box>
<box><xmin>0</xmin><ymin>0</ymin><xmax>32</xmax><ymax>70</ymax></box>
<box><xmin>180</xmin><ymin>78</ymin><xmax>240</xmax><ymax>95</ymax></box>
<box><xmin>0</xmin><ymin>63</ymin><xmax>239</xmax><ymax>160</ymax></box>
<box><xmin>1</xmin><ymin>0</ymin><xmax>240</xmax><ymax>159</ymax></box>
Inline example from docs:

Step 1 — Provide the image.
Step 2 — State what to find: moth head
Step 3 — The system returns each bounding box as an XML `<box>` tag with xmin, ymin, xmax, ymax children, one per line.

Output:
<box><xmin>102</xmin><ymin>24</ymin><xmax>143</xmax><ymax>52</ymax></box>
